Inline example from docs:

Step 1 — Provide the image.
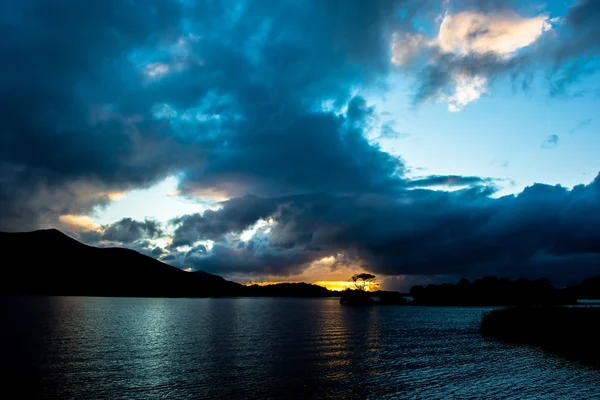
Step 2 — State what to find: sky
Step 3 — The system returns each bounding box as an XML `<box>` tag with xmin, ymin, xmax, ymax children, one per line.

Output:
<box><xmin>1</xmin><ymin>0</ymin><xmax>600</xmax><ymax>291</ymax></box>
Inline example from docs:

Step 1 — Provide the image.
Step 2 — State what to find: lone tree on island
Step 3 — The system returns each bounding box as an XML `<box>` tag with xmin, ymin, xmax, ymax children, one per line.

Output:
<box><xmin>351</xmin><ymin>273</ymin><xmax>378</xmax><ymax>292</ymax></box>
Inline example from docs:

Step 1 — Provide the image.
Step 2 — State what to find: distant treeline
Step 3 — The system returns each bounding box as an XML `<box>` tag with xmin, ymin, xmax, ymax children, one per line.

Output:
<box><xmin>409</xmin><ymin>277</ymin><xmax>583</xmax><ymax>306</ymax></box>
<box><xmin>565</xmin><ymin>275</ymin><xmax>600</xmax><ymax>300</ymax></box>
<box><xmin>245</xmin><ymin>283</ymin><xmax>335</xmax><ymax>297</ymax></box>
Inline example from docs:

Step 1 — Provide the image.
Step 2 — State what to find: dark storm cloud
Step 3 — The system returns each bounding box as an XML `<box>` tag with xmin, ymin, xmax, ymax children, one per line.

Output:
<box><xmin>0</xmin><ymin>0</ymin><xmax>201</xmax><ymax>230</ymax></box>
<box><xmin>169</xmin><ymin>196</ymin><xmax>279</xmax><ymax>247</ymax></box>
<box><xmin>161</xmin><ymin>254</ymin><xmax>177</xmax><ymax>262</ymax></box>
<box><xmin>406</xmin><ymin>175</ymin><xmax>496</xmax><ymax>188</ymax></box>
<box><xmin>183</xmin><ymin>230</ymin><xmax>323</xmax><ymax>276</ymax></box>
<box><xmin>411</xmin><ymin>52</ymin><xmax>524</xmax><ymax>106</ymax></box>
<box><xmin>2</xmin><ymin>0</ymin><xmax>600</xmax><ymax>286</ymax></box>
<box><xmin>151</xmin><ymin>247</ymin><xmax>164</xmax><ymax>257</ymax></box>
<box><xmin>169</xmin><ymin>0</ymin><xmax>418</xmax><ymax>198</ymax></box>
<box><xmin>0</xmin><ymin>0</ymin><xmax>426</xmax><ymax>230</ymax></box>
<box><xmin>169</xmin><ymin>174</ymin><xmax>600</xmax><ymax>285</ymax></box>
<box><xmin>72</xmin><ymin>218</ymin><xmax>164</xmax><ymax>251</ymax></box>
<box><xmin>557</xmin><ymin>0</ymin><xmax>600</xmax><ymax>58</ymax></box>
<box><xmin>101</xmin><ymin>218</ymin><xmax>164</xmax><ymax>244</ymax></box>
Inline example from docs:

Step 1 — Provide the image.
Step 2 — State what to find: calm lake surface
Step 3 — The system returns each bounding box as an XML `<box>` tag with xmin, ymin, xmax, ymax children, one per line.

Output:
<box><xmin>1</xmin><ymin>297</ymin><xmax>598</xmax><ymax>399</ymax></box>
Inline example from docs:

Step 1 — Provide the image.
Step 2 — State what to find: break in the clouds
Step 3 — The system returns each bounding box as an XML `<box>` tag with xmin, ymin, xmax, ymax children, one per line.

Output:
<box><xmin>1</xmin><ymin>0</ymin><xmax>600</xmax><ymax>287</ymax></box>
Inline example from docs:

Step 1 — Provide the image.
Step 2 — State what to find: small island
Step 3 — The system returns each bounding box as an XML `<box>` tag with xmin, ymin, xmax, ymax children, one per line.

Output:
<box><xmin>339</xmin><ymin>273</ymin><xmax>409</xmax><ymax>305</ymax></box>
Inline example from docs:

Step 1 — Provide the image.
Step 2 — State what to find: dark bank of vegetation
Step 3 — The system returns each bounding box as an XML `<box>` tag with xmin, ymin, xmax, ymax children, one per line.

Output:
<box><xmin>410</xmin><ymin>277</ymin><xmax>577</xmax><ymax>306</ymax></box>
<box><xmin>481</xmin><ymin>307</ymin><xmax>600</xmax><ymax>365</ymax></box>
<box><xmin>245</xmin><ymin>282</ymin><xmax>335</xmax><ymax>297</ymax></box>
<box><xmin>566</xmin><ymin>275</ymin><xmax>600</xmax><ymax>299</ymax></box>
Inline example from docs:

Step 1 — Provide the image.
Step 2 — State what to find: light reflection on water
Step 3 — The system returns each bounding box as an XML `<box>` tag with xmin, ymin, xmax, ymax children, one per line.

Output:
<box><xmin>1</xmin><ymin>297</ymin><xmax>599</xmax><ymax>399</ymax></box>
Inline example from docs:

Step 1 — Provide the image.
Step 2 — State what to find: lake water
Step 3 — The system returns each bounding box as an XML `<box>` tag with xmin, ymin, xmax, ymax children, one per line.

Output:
<box><xmin>1</xmin><ymin>297</ymin><xmax>598</xmax><ymax>399</ymax></box>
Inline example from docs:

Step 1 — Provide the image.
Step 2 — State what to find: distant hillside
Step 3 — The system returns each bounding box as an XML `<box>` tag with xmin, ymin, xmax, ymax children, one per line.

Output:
<box><xmin>245</xmin><ymin>282</ymin><xmax>336</xmax><ymax>297</ymax></box>
<box><xmin>0</xmin><ymin>229</ymin><xmax>245</xmax><ymax>297</ymax></box>
<box><xmin>409</xmin><ymin>277</ymin><xmax>577</xmax><ymax>306</ymax></box>
<box><xmin>0</xmin><ymin>229</ymin><xmax>344</xmax><ymax>298</ymax></box>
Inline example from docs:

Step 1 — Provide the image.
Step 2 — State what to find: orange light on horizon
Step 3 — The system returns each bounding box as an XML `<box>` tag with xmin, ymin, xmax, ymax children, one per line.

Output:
<box><xmin>58</xmin><ymin>214</ymin><xmax>100</xmax><ymax>231</ymax></box>
<box><xmin>244</xmin><ymin>280</ymin><xmax>379</xmax><ymax>292</ymax></box>
<box><xmin>245</xmin><ymin>281</ymin><xmax>286</xmax><ymax>286</ymax></box>
<box><xmin>107</xmin><ymin>191</ymin><xmax>126</xmax><ymax>201</ymax></box>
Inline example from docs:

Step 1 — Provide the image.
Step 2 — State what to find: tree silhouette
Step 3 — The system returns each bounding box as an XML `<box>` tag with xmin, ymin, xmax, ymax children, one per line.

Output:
<box><xmin>350</xmin><ymin>273</ymin><xmax>378</xmax><ymax>292</ymax></box>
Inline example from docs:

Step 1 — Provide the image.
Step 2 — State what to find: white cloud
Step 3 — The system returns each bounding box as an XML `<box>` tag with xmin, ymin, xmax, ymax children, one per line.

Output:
<box><xmin>439</xmin><ymin>11</ymin><xmax>552</xmax><ymax>111</ymax></box>
<box><xmin>437</xmin><ymin>11</ymin><xmax>552</xmax><ymax>57</ymax></box>
<box><xmin>144</xmin><ymin>62</ymin><xmax>170</xmax><ymax>79</ymax></box>
<box><xmin>392</xmin><ymin>10</ymin><xmax>554</xmax><ymax>111</ymax></box>
<box><xmin>447</xmin><ymin>74</ymin><xmax>488</xmax><ymax>112</ymax></box>
<box><xmin>391</xmin><ymin>32</ymin><xmax>431</xmax><ymax>66</ymax></box>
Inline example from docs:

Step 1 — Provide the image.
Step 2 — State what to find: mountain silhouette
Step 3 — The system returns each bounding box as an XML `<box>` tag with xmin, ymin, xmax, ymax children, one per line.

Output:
<box><xmin>245</xmin><ymin>282</ymin><xmax>335</xmax><ymax>297</ymax></box>
<box><xmin>0</xmin><ymin>229</ymin><xmax>245</xmax><ymax>297</ymax></box>
<box><xmin>0</xmin><ymin>229</ymin><xmax>346</xmax><ymax>298</ymax></box>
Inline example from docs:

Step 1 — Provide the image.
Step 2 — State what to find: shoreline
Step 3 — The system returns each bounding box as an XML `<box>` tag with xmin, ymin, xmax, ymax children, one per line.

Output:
<box><xmin>480</xmin><ymin>306</ymin><xmax>600</xmax><ymax>366</ymax></box>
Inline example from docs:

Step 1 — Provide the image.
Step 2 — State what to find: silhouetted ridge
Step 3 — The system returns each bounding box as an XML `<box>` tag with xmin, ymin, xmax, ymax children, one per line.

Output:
<box><xmin>191</xmin><ymin>270</ymin><xmax>227</xmax><ymax>281</ymax></box>
<box><xmin>0</xmin><ymin>230</ymin><xmax>343</xmax><ymax>298</ymax></box>
<box><xmin>245</xmin><ymin>282</ymin><xmax>335</xmax><ymax>297</ymax></box>
<box><xmin>0</xmin><ymin>229</ymin><xmax>245</xmax><ymax>297</ymax></box>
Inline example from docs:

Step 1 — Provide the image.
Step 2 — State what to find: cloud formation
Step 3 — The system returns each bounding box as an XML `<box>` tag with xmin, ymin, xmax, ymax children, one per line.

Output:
<box><xmin>436</xmin><ymin>11</ymin><xmax>551</xmax><ymax>57</ymax></box>
<box><xmin>0</xmin><ymin>0</ymin><xmax>200</xmax><ymax>231</ymax></box>
<box><xmin>392</xmin><ymin>8</ymin><xmax>554</xmax><ymax>110</ymax></box>
<box><xmin>167</xmin><ymin>174</ymin><xmax>600</xmax><ymax>286</ymax></box>
<box><xmin>1</xmin><ymin>0</ymin><xmax>599</xmax><ymax>286</ymax></box>
<box><xmin>392</xmin><ymin>0</ymin><xmax>600</xmax><ymax>110</ymax></box>
<box><xmin>101</xmin><ymin>218</ymin><xmax>164</xmax><ymax>244</ymax></box>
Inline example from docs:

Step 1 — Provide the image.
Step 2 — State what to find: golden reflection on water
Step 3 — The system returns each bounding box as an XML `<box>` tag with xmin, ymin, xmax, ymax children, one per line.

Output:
<box><xmin>6</xmin><ymin>297</ymin><xmax>600</xmax><ymax>399</ymax></box>
<box><xmin>312</xmin><ymin>301</ymin><xmax>383</xmax><ymax>379</ymax></box>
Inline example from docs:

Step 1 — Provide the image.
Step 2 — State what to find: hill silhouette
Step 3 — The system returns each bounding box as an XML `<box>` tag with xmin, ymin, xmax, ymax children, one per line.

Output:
<box><xmin>0</xmin><ymin>229</ymin><xmax>245</xmax><ymax>297</ymax></box>
<box><xmin>3</xmin><ymin>229</ymin><xmax>597</xmax><ymax>302</ymax></box>
<box><xmin>245</xmin><ymin>282</ymin><xmax>335</xmax><ymax>297</ymax></box>
<box><xmin>0</xmin><ymin>229</ymin><xmax>343</xmax><ymax>298</ymax></box>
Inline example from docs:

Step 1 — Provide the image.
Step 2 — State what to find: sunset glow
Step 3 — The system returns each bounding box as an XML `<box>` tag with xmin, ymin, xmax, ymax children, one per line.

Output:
<box><xmin>58</xmin><ymin>215</ymin><xmax>100</xmax><ymax>232</ymax></box>
<box><xmin>3</xmin><ymin>0</ymin><xmax>599</xmax><ymax>301</ymax></box>
<box><xmin>245</xmin><ymin>280</ymin><xmax>379</xmax><ymax>292</ymax></box>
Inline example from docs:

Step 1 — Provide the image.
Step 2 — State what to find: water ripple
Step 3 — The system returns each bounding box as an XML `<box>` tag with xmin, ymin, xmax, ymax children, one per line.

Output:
<box><xmin>1</xmin><ymin>297</ymin><xmax>598</xmax><ymax>399</ymax></box>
